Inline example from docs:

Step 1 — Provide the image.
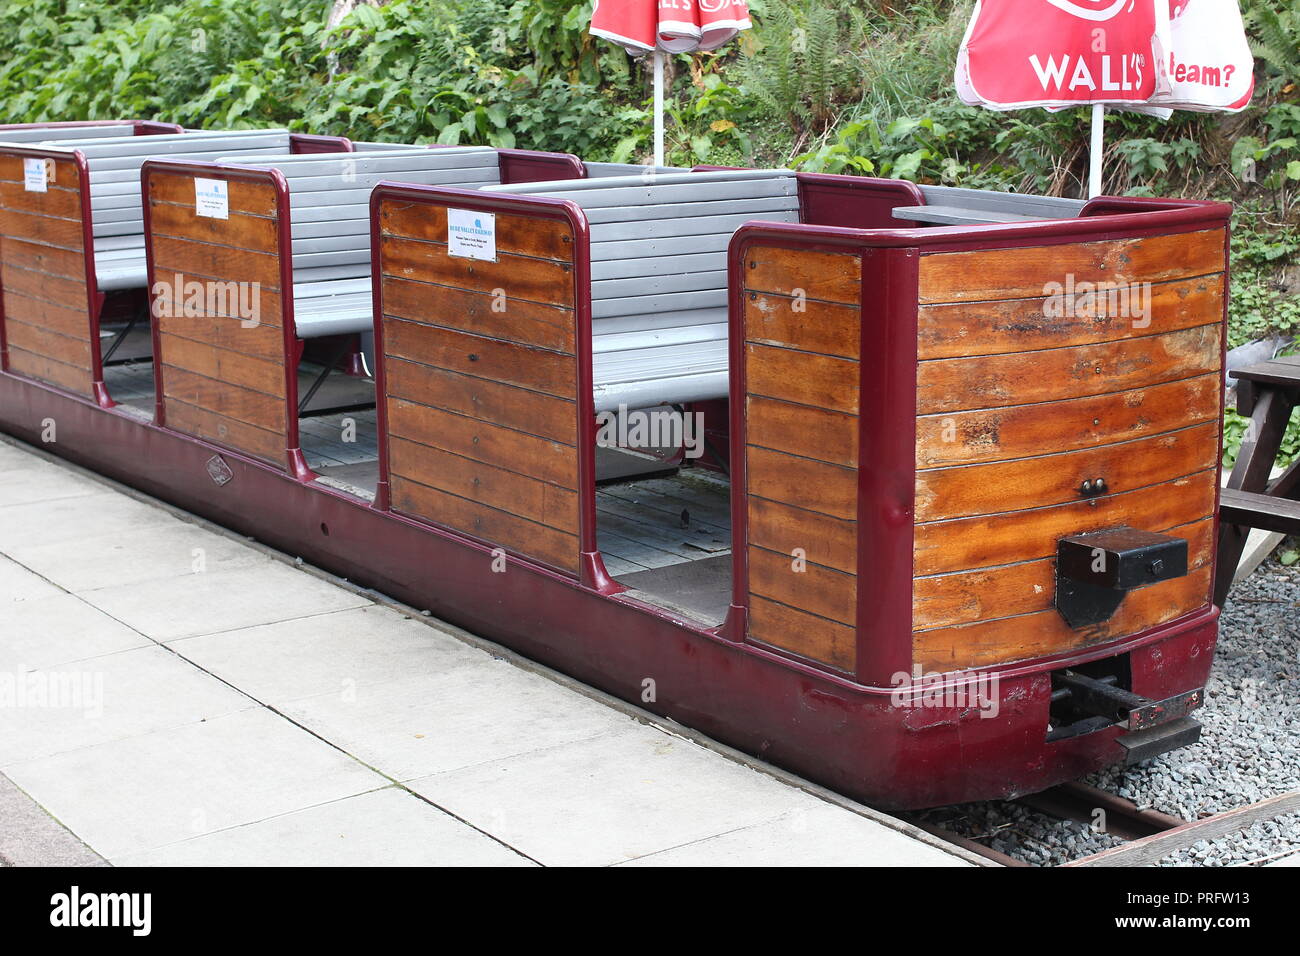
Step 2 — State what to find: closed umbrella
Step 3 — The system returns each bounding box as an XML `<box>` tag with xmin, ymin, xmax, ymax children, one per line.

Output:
<box><xmin>955</xmin><ymin>0</ymin><xmax>1254</xmax><ymax>196</ymax></box>
<box><xmin>590</xmin><ymin>0</ymin><xmax>752</xmax><ymax>166</ymax></box>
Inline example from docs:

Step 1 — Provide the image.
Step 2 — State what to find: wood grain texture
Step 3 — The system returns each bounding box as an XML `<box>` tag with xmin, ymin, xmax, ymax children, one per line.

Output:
<box><xmin>742</xmin><ymin>245</ymin><xmax>861</xmax><ymax>672</ymax></box>
<box><xmin>147</xmin><ymin>170</ymin><xmax>289</xmax><ymax>468</ymax></box>
<box><xmin>918</xmin><ymin>230</ymin><xmax>1223</xmax><ymax>304</ymax></box>
<box><xmin>0</xmin><ymin>166</ymin><xmax>92</xmax><ymax>396</ymax></box>
<box><xmin>379</xmin><ymin>202</ymin><xmax>580</xmax><ymax>576</ymax></box>
<box><xmin>910</xmin><ymin>228</ymin><xmax>1226</xmax><ymax>671</ymax></box>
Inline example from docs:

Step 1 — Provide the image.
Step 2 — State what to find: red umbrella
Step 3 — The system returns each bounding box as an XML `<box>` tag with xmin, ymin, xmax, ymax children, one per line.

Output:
<box><xmin>590</xmin><ymin>0</ymin><xmax>752</xmax><ymax>164</ymax></box>
<box><xmin>955</xmin><ymin>0</ymin><xmax>1254</xmax><ymax>195</ymax></box>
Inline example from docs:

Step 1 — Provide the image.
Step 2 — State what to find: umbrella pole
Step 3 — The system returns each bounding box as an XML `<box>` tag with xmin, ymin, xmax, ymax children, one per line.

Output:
<box><xmin>653</xmin><ymin>48</ymin><xmax>665</xmax><ymax>167</ymax></box>
<box><xmin>1088</xmin><ymin>103</ymin><xmax>1104</xmax><ymax>198</ymax></box>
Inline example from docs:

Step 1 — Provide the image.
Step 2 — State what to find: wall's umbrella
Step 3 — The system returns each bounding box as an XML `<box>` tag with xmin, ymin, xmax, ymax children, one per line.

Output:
<box><xmin>590</xmin><ymin>0</ymin><xmax>753</xmax><ymax>166</ymax></box>
<box><xmin>955</xmin><ymin>0</ymin><xmax>1254</xmax><ymax>197</ymax></box>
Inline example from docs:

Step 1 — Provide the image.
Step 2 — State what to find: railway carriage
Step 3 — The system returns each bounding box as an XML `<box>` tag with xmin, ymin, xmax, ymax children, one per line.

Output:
<box><xmin>0</xmin><ymin>126</ymin><xmax>1229</xmax><ymax>808</ymax></box>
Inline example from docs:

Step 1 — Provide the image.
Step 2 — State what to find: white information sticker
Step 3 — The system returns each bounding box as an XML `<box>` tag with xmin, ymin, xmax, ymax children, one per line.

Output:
<box><xmin>23</xmin><ymin>158</ymin><xmax>47</xmax><ymax>193</ymax></box>
<box><xmin>194</xmin><ymin>178</ymin><xmax>229</xmax><ymax>220</ymax></box>
<box><xmin>447</xmin><ymin>208</ymin><xmax>497</xmax><ymax>261</ymax></box>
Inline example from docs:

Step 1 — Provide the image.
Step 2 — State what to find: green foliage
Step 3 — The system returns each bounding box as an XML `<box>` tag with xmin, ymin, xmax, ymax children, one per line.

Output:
<box><xmin>1242</xmin><ymin>0</ymin><xmax>1300</xmax><ymax>89</ymax></box>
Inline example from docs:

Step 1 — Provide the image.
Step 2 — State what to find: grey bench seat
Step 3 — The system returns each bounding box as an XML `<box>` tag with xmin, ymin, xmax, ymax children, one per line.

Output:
<box><xmin>484</xmin><ymin>169</ymin><xmax>799</xmax><ymax>410</ymax></box>
<box><xmin>896</xmin><ymin>185</ymin><xmax>1086</xmax><ymax>227</ymax></box>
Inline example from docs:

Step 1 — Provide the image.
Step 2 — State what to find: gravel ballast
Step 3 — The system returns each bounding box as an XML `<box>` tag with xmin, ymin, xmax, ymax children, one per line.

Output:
<box><xmin>911</xmin><ymin>553</ymin><xmax>1300</xmax><ymax>866</ymax></box>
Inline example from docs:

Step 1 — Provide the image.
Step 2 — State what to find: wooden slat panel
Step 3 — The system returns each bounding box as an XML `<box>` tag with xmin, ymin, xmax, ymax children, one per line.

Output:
<box><xmin>749</xmin><ymin>596</ymin><xmax>855</xmax><ymax>673</ymax></box>
<box><xmin>387</xmin><ymin>397</ymin><xmax>575</xmax><ymax>489</ymax></box>
<box><xmin>159</xmin><ymin>334</ymin><xmax>284</xmax><ymax>396</ymax></box>
<box><xmin>161</xmin><ymin>366</ymin><xmax>286</xmax><ymax>432</ymax></box>
<box><xmin>743</xmin><ymin>292</ymin><xmax>860</xmax><ymax>359</ymax></box>
<box><xmin>748</xmin><ymin>545</ymin><xmax>856</xmax><ymax>626</ymax></box>
<box><xmin>1</xmin><ymin>263</ymin><xmax>86</xmax><ymax>310</ymax></box>
<box><xmin>384</xmin><ymin>357</ymin><xmax>574</xmax><ymax>446</ymax></box>
<box><xmin>0</xmin><ymin>180</ymin><xmax>81</xmax><ymax>218</ymax></box>
<box><xmin>381</xmin><ymin>275</ymin><xmax>575</xmax><ymax>354</ymax></box>
<box><xmin>742</xmin><ymin>244</ymin><xmax>862</xmax><ymax>673</ymax></box>
<box><xmin>391</xmin><ymin>475</ymin><xmax>579</xmax><ymax>574</ymax></box>
<box><xmin>0</xmin><ymin>156</ymin><xmax>79</xmax><ymax>189</ymax></box>
<box><xmin>378</xmin><ymin>204</ymin><xmax>579</xmax><ymax>576</ymax></box>
<box><xmin>913</xmin><ymin>518</ymin><xmax>1214</xmax><ymax>631</ymax></box>
<box><xmin>0</xmin><ymin>168</ymin><xmax>92</xmax><ymax>396</ymax></box>
<box><xmin>389</xmin><ymin>436</ymin><xmax>577</xmax><ymax>533</ymax></box>
<box><xmin>745</xmin><ymin>395</ymin><xmax>858</xmax><ymax>468</ymax></box>
<box><xmin>915</xmin><ymin>422</ymin><xmax>1219</xmax><ymax>522</ymax></box>
<box><xmin>0</xmin><ymin>207</ymin><xmax>84</xmax><ymax>249</ymax></box>
<box><xmin>148</xmin><ymin>170</ymin><xmax>289</xmax><ymax>470</ymax></box>
<box><xmin>150</xmin><ymin>235</ymin><xmax>282</xmax><ymax>291</ymax></box>
<box><xmin>744</xmin><ymin>247</ymin><xmax>861</xmax><ymax>305</ymax></box>
<box><xmin>385</xmin><ymin>317</ymin><xmax>575</xmax><ymax>400</ymax></box>
<box><xmin>914</xmin><ymin>468</ymin><xmax>1216</xmax><ymax>576</ymax></box>
<box><xmin>914</xmin><ymin>567</ymin><xmax>1213</xmax><ymax>671</ymax></box>
<box><xmin>380</xmin><ymin>234</ymin><xmax>573</xmax><ymax>307</ymax></box>
<box><xmin>918</xmin><ymin>230</ymin><xmax>1224</xmax><ymax>304</ymax></box>
<box><xmin>745</xmin><ymin>446</ymin><xmax>856</xmax><ymax>520</ymax></box>
<box><xmin>745</xmin><ymin>343</ymin><xmax>859</xmax><ymax>414</ymax></box>
<box><xmin>146</xmin><ymin>173</ymin><xmax>278</xmax><ymax>217</ymax></box>
<box><xmin>5</xmin><ymin>346</ymin><xmax>89</xmax><ymax>393</ymax></box>
<box><xmin>916</xmin><ymin>373</ymin><xmax>1220</xmax><ymax>469</ymax></box>
<box><xmin>380</xmin><ymin>203</ymin><xmax>575</xmax><ymax>262</ymax></box>
<box><xmin>164</xmin><ymin>399</ymin><xmax>286</xmax><ymax>466</ymax></box>
<box><xmin>917</xmin><ymin>323</ymin><xmax>1220</xmax><ymax>414</ymax></box>
<box><xmin>917</xmin><ymin>274</ymin><xmax>1224</xmax><ymax>359</ymax></box>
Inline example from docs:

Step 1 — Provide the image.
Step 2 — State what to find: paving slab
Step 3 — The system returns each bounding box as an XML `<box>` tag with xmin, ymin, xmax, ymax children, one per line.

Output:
<box><xmin>0</xmin><ymin>554</ymin><xmax>62</xmax><ymax>604</ymax></box>
<box><xmin>4</xmin><ymin>707</ymin><xmax>388</xmax><ymax>859</ymax></box>
<box><xmin>406</xmin><ymin>725</ymin><xmax>920</xmax><ymax>867</ymax></box>
<box><xmin>620</xmin><ymin>801</ymin><xmax>964</xmax><ymax>866</ymax></box>
<box><xmin>0</xmin><ymin>644</ymin><xmax>254</xmax><ymax>767</ymax></box>
<box><xmin>0</xmin><ymin>437</ymin><xmax>972</xmax><ymax>867</ymax></box>
<box><xmin>9</xmin><ymin>520</ymin><xmax>267</xmax><ymax>593</ymax></box>
<box><xmin>78</xmin><ymin>561</ymin><xmax>373</xmax><ymax>642</ymax></box>
<box><xmin>172</xmin><ymin>604</ymin><xmax>486</xmax><ymax>702</ymax></box>
<box><xmin>0</xmin><ymin>592</ymin><xmax>151</xmax><ymax>672</ymax></box>
<box><xmin>0</xmin><ymin>457</ymin><xmax>104</xmax><ymax>508</ymax></box>
<box><xmin>111</xmin><ymin>787</ymin><xmax>533</xmax><ymax>867</ymax></box>
<box><xmin>279</xmin><ymin>662</ymin><xmax>634</xmax><ymax>781</ymax></box>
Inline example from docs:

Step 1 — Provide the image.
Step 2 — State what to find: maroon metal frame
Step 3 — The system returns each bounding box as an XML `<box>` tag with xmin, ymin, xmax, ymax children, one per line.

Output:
<box><xmin>724</xmin><ymin>197</ymin><xmax>1232</xmax><ymax>685</ymax></box>
<box><xmin>141</xmin><ymin>159</ymin><xmax>307</xmax><ymax>478</ymax></box>
<box><xmin>288</xmin><ymin>134</ymin><xmax>354</xmax><ymax>154</ymax></box>
<box><xmin>0</xmin><ymin>183</ymin><xmax>1235</xmax><ymax>808</ymax></box>
<box><xmin>368</xmin><ymin>181</ymin><xmax>616</xmax><ymax>591</ymax></box>
<box><xmin>497</xmin><ymin>149</ymin><xmax>585</xmax><ymax>185</ymax></box>
<box><xmin>796</xmin><ymin>172</ymin><xmax>927</xmax><ymax>229</ymax></box>
<box><xmin>0</xmin><ymin>120</ymin><xmax>182</xmax><ymax>135</ymax></box>
<box><xmin>0</xmin><ymin>143</ymin><xmax>112</xmax><ymax>406</ymax></box>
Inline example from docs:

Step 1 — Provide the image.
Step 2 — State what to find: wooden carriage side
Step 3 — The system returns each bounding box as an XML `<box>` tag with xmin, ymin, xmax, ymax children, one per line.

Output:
<box><xmin>729</xmin><ymin>203</ymin><xmax>1230</xmax><ymax>684</ymax></box>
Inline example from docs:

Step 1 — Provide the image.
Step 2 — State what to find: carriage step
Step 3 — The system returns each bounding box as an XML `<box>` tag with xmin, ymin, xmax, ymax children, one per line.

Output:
<box><xmin>1219</xmin><ymin>487</ymin><xmax>1300</xmax><ymax>536</ymax></box>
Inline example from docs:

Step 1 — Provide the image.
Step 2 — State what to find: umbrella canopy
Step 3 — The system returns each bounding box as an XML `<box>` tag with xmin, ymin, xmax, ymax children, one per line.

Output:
<box><xmin>955</xmin><ymin>0</ymin><xmax>1255</xmax><ymax>195</ymax></box>
<box><xmin>590</xmin><ymin>0</ymin><xmax>752</xmax><ymax>164</ymax></box>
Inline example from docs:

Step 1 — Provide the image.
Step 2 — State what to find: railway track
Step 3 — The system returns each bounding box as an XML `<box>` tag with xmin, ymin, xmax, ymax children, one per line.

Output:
<box><xmin>909</xmin><ymin>783</ymin><xmax>1300</xmax><ymax>867</ymax></box>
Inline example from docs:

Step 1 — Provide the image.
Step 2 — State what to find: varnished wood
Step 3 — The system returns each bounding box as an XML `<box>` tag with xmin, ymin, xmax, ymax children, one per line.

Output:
<box><xmin>748</xmin><ymin>545</ymin><xmax>856</xmax><ymax>626</ymax></box>
<box><xmin>745</xmin><ymin>445</ymin><xmax>856</xmax><ymax>521</ymax></box>
<box><xmin>915</xmin><ymin>421</ymin><xmax>1220</xmax><ymax>521</ymax></box>
<box><xmin>744</xmin><ymin>395</ymin><xmax>858</xmax><ymax>469</ymax></box>
<box><xmin>919</xmin><ymin>230</ymin><xmax>1225</xmax><ymax>304</ymax></box>
<box><xmin>745</xmin><ymin>342</ymin><xmax>859</xmax><ymax>414</ymax></box>
<box><xmin>916</xmin><ymin>373</ymin><xmax>1220</xmax><ymax>469</ymax></box>
<box><xmin>382</xmin><ymin>275</ymin><xmax>575</xmax><ymax>354</ymax></box>
<box><xmin>744</xmin><ymin>247</ymin><xmax>861</xmax><ymax>305</ymax></box>
<box><xmin>748</xmin><ymin>595</ymin><xmax>856</xmax><ymax>673</ymax></box>
<box><xmin>146</xmin><ymin>173</ymin><xmax>278</xmax><ymax>217</ymax></box>
<box><xmin>747</xmin><ymin>489</ymin><xmax>858</xmax><ymax>575</ymax></box>
<box><xmin>917</xmin><ymin>274</ymin><xmax>1224</xmax><ymax>359</ymax></box>
<box><xmin>917</xmin><ymin>323</ymin><xmax>1220</xmax><ymax>414</ymax></box>
<box><xmin>164</xmin><ymin>398</ymin><xmax>286</xmax><ymax>466</ymax></box>
<box><xmin>913</xmin><ymin>567</ymin><xmax>1213</xmax><ymax>671</ymax></box>
<box><xmin>380</xmin><ymin>203</ymin><xmax>575</xmax><ymax>262</ymax></box>
<box><xmin>150</xmin><ymin>235</ymin><xmax>282</xmax><ymax>291</ymax></box>
<box><xmin>743</xmin><ymin>292</ymin><xmax>860</xmax><ymax>359</ymax></box>
<box><xmin>380</xmin><ymin>234</ymin><xmax>574</xmax><ymax>308</ymax></box>
<box><xmin>6</xmin><ymin>345</ymin><xmax>89</xmax><ymax>392</ymax></box>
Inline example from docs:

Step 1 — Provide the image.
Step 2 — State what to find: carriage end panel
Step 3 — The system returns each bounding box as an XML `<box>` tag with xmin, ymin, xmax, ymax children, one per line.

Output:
<box><xmin>912</xmin><ymin>226</ymin><xmax>1229</xmax><ymax>672</ymax></box>
<box><xmin>374</xmin><ymin>187</ymin><xmax>587</xmax><ymax>578</ymax></box>
<box><xmin>143</xmin><ymin>163</ymin><xmax>298</xmax><ymax>474</ymax></box>
<box><xmin>0</xmin><ymin>150</ymin><xmax>98</xmax><ymax>399</ymax></box>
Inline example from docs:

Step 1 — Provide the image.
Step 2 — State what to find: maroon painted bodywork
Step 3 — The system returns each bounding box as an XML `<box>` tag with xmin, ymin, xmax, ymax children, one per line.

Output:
<box><xmin>0</xmin><ymin>173</ymin><xmax>1230</xmax><ymax>808</ymax></box>
<box><xmin>796</xmin><ymin>172</ymin><xmax>927</xmax><ymax>229</ymax></box>
<box><xmin>287</xmin><ymin>133</ymin><xmax>354</xmax><ymax>154</ymax></box>
<box><xmin>0</xmin><ymin>120</ymin><xmax>183</xmax><ymax>135</ymax></box>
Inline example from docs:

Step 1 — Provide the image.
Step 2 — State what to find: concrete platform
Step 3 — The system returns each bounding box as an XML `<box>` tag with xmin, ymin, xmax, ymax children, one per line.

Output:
<box><xmin>0</xmin><ymin>435</ymin><xmax>974</xmax><ymax>867</ymax></box>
